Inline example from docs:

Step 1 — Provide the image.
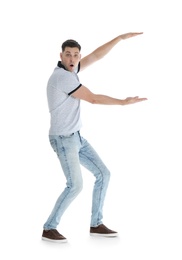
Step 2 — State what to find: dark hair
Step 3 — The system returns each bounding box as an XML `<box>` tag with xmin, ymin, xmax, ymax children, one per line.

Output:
<box><xmin>61</xmin><ymin>39</ymin><xmax>81</xmax><ymax>52</ymax></box>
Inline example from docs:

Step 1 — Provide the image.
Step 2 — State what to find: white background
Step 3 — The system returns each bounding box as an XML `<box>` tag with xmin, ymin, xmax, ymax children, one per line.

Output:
<box><xmin>1</xmin><ymin>0</ymin><xmax>182</xmax><ymax>259</ymax></box>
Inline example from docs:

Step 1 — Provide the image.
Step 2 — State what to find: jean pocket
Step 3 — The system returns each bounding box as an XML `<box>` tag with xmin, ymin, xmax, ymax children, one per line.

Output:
<box><xmin>59</xmin><ymin>133</ymin><xmax>74</xmax><ymax>138</ymax></box>
<box><xmin>49</xmin><ymin>139</ymin><xmax>58</xmax><ymax>153</ymax></box>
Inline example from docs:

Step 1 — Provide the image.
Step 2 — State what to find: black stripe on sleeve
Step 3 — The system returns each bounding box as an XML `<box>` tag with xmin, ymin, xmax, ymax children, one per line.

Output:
<box><xmin>68</xmin><ymin>84</ymin><xmax>82</xmax><ymax>96</ymax></box>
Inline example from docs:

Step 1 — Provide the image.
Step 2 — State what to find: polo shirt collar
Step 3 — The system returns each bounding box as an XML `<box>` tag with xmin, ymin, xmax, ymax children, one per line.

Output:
<box><xmin>57</xmin><ymin>60</ymin><xmax>80</xmax><ymax>73</ymax></box>
<box><xmin>57</xmin><ymin>61</ymin><xmax>66</xmax><ymax>70</ymax></box>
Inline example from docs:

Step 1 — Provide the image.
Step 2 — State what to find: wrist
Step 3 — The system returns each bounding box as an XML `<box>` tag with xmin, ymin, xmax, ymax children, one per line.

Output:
<box><xmin>120</xmin><ymin>99</ymin><xmax>125</xmax><ymax>105</ymax></box>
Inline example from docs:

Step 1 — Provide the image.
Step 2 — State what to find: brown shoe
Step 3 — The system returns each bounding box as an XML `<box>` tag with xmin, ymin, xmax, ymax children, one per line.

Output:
<box><xmin>42</xmin><ymin>229</ymin><xmax>67</xmax><ymax>243</ymax></box>
<box><xmin>90</xmin><ymin>224</ymin><xmax>118</xmax><ymax>237</ymax></box>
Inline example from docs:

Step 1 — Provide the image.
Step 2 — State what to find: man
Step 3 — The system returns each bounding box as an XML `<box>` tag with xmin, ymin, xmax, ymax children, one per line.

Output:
<box><xmin>42</xmin><ymin>32</ymin><xmax>147</xmax><ymax>243</ymax></box>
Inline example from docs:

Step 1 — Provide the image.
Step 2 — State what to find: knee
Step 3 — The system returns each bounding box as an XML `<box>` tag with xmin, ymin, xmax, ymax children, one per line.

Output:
<box><xmin>97</xmin><ymin>167</ymin><xmax>110</xmax><ymax>183</ymax></box>
<box><xmin>104</xmin><ymin>168</ymin><xmax>111</xmax><ymax>182</ymax></box>
<box><xmin>70</xmin><ymin>179</ymin><xmax>83</xmax><ymax>196</ymax></box>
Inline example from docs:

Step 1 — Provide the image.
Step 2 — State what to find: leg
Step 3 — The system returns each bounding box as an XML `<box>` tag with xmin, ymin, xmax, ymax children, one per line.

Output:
<box><xmin>79</xmin><ymin>134</ymin><xmax>110</xmax><ymax>227</ymax></box>
<box><xmin>43</xmin><ymin>134</ymin><xmax>83</xmax><ymax>230</ymax></box>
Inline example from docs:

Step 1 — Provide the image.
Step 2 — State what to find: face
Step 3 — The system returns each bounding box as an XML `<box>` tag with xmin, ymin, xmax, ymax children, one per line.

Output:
<box><xmin>60</xmin><ymin>47</ymin><xmax>81</xmax><ymax>72</ymax></box>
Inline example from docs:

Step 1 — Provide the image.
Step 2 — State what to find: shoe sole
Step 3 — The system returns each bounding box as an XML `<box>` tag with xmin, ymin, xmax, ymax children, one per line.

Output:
<box><xmin>90</xmin><ymin>233</ymin><xmax>118</xmax><ymax>237</ymax></box>
<box><xmin>42</xmin><ymin>237</ymin><xmax>67</xmax><ymax>243</ymax></box>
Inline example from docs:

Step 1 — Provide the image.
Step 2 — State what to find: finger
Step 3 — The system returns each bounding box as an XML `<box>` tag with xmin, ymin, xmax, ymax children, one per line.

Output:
<box><xmin>130</xmin><ymin>32</ymin><xmax>143</xmax><ymax>36</ymax></box>
<box><xmin>137</xmin><ymin>98</ymin><xmax>147</xmax><ymax>101</ymax></box>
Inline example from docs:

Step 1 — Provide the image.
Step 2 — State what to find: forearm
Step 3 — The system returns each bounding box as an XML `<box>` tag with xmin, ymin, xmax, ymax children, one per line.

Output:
<box><xmin>92</xmin><ymin>32</ymin><xmax>143</xmax><ymax>60</ymax></box>
<box><xmin>91</xmin><ymin>94</ymin><xmax>147</xmax><ymax>105</ymax></box>
<box><xmin>92</xmin><ymin>36</ymin><xmax>122</xmax><ymax>60</ymax></box>
<box><xmin>91</xmin><ymin>94</ymin><xmax>125</xmax><ymax>105</ymax></box>
<box><xmin>72</xmin><ymin>86</ymin><xmax>147</xmax><ymax>105</ymax></box>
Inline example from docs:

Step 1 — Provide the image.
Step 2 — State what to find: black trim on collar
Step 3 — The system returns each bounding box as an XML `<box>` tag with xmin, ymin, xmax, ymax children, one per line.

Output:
<box><xmin>57</xmin><ymin>61</ymin><xmax>80</xmax><ymax>73</ymax></box>
<box><xmin>77</xmin><ymin>62</ymin><xmax>80</xmax><ymax>73</ymax></box>
<box><xmin>57</xmin><ymin>61</ymin><xmax>66</xmax><ymax>70</ymax></box>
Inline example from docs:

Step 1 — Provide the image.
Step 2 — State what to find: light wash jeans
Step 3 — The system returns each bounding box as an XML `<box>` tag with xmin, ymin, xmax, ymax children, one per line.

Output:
<box><xmin>43</xmin><ymin>131</ymin><xmax>110</xmax><ymax>229</ymax></box>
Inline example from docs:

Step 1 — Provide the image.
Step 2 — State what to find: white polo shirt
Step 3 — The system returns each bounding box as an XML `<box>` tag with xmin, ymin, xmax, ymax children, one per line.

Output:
<box><xmin>47</xmin><ymin>61</ymin><xmax>82</xmax><ymax>135</ymax></box>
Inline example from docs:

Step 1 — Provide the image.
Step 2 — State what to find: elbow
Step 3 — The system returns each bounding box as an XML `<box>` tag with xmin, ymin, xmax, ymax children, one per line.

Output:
<box><xmin>87</xmin><ymin>94</ymin><xmax>98</xmax><ymax>104</ymax></box>
<box><xmin>88</xmin><ymin>99</ymin><xmax>97</xmax><ymax>104</ymax></box>
<box><xmin>90</xmin><ymin>97</ymin><xmax>99</xmax><ymax>104</ymax></box>
<box><xmin>89</xmin><ymin>99</ymin><xmax>96</xmax><ymax>104</ymax></box>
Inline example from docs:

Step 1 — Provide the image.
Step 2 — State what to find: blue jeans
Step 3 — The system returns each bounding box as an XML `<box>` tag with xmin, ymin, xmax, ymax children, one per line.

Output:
<box><xmin>43</xmin><ymin>131</ymin><xmax>110</xmax><ymax>229</ymax></box>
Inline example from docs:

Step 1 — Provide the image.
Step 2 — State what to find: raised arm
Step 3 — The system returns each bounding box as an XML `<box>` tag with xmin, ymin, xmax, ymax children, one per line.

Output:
<box><xmin>71</xmin><ymin>85</ymin><xmax>147</xmax><ymax>105</ymax></box>
<box><xmin>80</xmin><ymin>32</ymin><xmax>143</xmax><ymax>71</ymax></box>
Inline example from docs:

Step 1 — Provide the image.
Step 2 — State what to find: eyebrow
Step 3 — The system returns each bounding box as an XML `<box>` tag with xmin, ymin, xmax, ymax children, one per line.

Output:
<box><xmin>65</xmin><ymin>51</ymin><xmax>79</xmax><ymax>54</ymax></box>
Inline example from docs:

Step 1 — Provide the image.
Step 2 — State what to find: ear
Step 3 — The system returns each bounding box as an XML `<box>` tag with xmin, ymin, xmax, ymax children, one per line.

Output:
<box><xmin>60</xmin><ymin>52</ymin><xmax>62</xmax><ymax>60</ymax></box>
